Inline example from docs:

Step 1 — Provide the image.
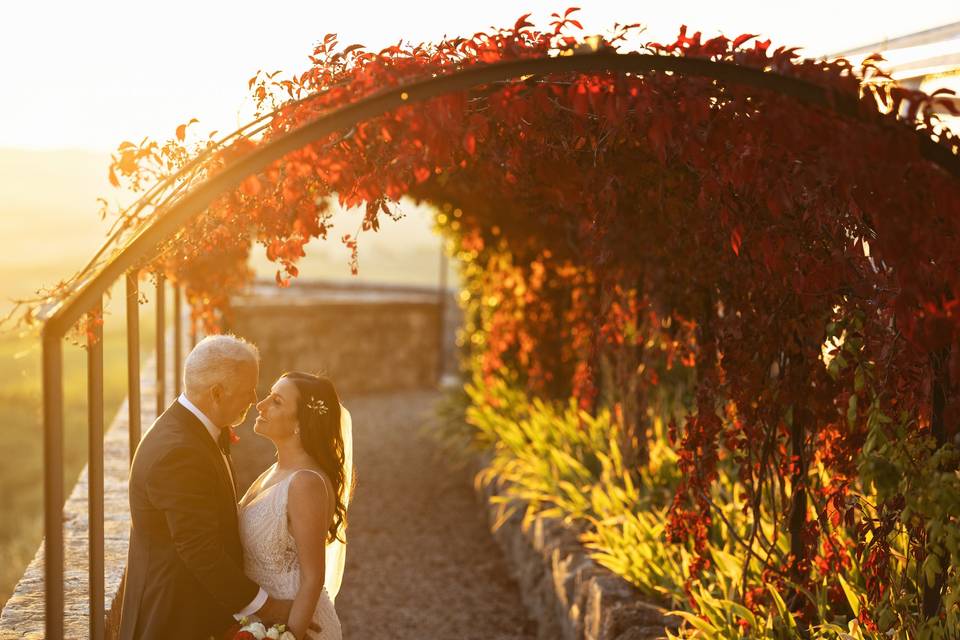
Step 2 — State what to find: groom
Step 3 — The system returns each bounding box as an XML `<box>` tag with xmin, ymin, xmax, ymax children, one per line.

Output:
<box><xmin>119</xmin><ymin>335</ymin><xmax>290</xmax><ymax>640</ymax></box>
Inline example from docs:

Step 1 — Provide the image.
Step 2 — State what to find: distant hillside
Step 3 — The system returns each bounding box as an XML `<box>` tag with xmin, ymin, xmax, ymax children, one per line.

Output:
<box><xmin>0</xmin><ymin>148</ymin><xmax>115</xmax><ymax>306</ymax></box>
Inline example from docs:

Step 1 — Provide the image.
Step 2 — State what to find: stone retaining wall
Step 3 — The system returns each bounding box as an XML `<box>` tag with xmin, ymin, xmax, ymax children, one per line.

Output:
<box><xmin>471</xmin><ymin>456</ymin><xmax>678</xmax><ymax>640</ymax></box>
<box><xmin>228</xmin><ymin>280</ymin><xmax>459</xmax><ymax>395</ymax></box>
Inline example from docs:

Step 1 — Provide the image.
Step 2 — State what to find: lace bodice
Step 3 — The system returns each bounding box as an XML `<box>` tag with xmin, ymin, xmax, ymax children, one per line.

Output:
<box><xmin>239</xmin><ymin>468</ymin><xmax>341</xmax><ymax>640</ymax></box>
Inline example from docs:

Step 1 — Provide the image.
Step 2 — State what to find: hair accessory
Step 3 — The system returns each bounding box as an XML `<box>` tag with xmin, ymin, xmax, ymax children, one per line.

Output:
<box><xmin>306</xmin><ymin>397</ymin><xmax>329</xmax><ymax>416</ymax></box>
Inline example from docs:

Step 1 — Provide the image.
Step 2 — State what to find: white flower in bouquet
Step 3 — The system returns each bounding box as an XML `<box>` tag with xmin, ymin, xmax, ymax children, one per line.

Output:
<box><xmin>232</xmin><ymin>618</ymin><xmax>296</xmax><ymax>640</ymax></box>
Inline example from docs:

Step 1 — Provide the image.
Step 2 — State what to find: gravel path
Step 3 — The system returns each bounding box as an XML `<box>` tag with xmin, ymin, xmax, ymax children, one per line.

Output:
<box><xmin>233</xmin><ymin>389</ymin><xmax>538</xmax><ymax>640</ymax></box>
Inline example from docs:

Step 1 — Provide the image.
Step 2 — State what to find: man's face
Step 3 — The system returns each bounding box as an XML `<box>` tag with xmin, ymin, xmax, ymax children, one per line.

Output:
<box><xmin>215</xmin><ymin>360</ymin><xmax>259</xmax><ymax>427</ymax></box>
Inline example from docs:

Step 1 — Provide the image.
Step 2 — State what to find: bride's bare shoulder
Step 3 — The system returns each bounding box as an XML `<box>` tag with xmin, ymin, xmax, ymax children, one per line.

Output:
<box><xmin>289</xmin><ymin>467</ymin><xmax>331</xmax><ymax>492</ymax></box>
<box><xmin>288</xmin><ymin>469</ymin><xmax>333</xmax><ymax>509</ymax></box>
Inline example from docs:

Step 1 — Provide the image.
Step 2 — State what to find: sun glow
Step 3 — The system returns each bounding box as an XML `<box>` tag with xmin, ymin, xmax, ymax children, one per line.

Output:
<box><xmin>1</xmin><ymin>1</ymin><xmax>958</xmax><ymax>152</ymax></box>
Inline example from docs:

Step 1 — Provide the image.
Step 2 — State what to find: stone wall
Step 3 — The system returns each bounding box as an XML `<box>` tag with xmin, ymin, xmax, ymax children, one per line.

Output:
<box><xmin>472</xmin><ymin>455</ymin><xmax>678</xmax><ymax>640</ymax></box>
<box><xmin>227</xmin><ymin>280</ymin><xmax>459</xmax><ymax>396</ymax></box>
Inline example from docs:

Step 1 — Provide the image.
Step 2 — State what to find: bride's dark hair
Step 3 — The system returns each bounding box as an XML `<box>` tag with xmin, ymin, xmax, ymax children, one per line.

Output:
<box><xmin>280</xmin><ymin>371</ymin><xmax>350</xmax><ymax>543</ymax></box>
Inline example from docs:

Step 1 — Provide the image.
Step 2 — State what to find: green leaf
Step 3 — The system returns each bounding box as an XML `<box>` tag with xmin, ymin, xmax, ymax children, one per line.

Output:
<box><xmin>668</xmin><ymin>610</ymin><xmax>716</xmax><ymax>634</ymax></box>
<box><xmin>837</xmin><ymin>573</ymin><xmax>860</xmax><ymax>617</ymax></box>
<box><xmin>847</xmin><ymin>394</ymin><xmax>858</xmax><ymax>428</ymax></box>
<box><xmin>923</xmin><ymin>553</ymin><xmax>942</xmax><ymax>587</ymax></box>
<box><xmin>766</xmin><ymin>584</ymin><xmax>797</xmax><ymax>629</ymax></box>
<box><xmin>720</xmin><ymin>600</ymin><xmax>758</xmax><ymax>629</ymax></box>
<box><xmin>710</xmin><ymin>547</ymin><xmax>743</xmax><ymax>583</ymax></box>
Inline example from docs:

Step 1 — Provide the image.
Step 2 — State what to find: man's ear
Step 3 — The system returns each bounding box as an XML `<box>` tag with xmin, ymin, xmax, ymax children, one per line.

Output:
<box><xmin>210</xmin><ymin>383</ymin><xmax>224</xmax><ymax>403</ymax></box>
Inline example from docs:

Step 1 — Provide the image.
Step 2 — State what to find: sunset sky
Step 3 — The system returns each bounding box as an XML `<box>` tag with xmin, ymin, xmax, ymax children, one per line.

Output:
<box><xmin>2</xmin><ymin>1</ymin><xmax>959</xmax><ymax>153</ymax></box>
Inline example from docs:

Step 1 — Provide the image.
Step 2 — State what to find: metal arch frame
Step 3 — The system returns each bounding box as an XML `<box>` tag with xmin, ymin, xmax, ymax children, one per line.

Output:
<box><xmin>39</xmin><ymin>51</ymin><xmax>960</xmax><ymax>336</ymax></box>
<box><xmin>38</xmin><ymin>50</ymin><xmax>960</xmax><ymax>638</ymax></box>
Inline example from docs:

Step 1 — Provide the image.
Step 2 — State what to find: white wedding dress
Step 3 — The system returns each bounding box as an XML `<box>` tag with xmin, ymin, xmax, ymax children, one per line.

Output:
<box><xmin>239</xmin><ymin>468</ymin><xmax>342</xmax><ymax>640</ymax></box>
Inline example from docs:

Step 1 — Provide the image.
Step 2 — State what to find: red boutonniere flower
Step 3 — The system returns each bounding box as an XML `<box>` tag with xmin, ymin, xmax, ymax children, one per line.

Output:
<box><xmin>229</xmin><ymin>426</ymin><xmax>240</xmax><ymax>444</ymax></box>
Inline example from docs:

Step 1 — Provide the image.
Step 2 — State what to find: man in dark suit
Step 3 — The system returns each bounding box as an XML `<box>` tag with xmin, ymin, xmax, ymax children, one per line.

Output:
<box><xmin>120</xmin><ymin>335</ymin><xmax>290</xmax><ymax>640</ymax></box>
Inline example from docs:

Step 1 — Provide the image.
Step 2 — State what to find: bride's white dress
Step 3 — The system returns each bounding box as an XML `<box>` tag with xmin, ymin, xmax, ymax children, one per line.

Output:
<box><xmin>239</xmin><ymin>469</ymin><xmax>342</xmax><ymax>640</ymax></box>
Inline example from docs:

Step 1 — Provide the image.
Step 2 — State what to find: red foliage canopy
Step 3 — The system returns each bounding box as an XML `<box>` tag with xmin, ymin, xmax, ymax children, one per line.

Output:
<box><xmin>32</xmin><ymin>10</ymin><xmax>960</xmax><ymax>620</ymax></box>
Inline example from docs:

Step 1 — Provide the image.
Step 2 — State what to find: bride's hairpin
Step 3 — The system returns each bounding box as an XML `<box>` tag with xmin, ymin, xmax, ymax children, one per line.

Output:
<box><xmin>306</xmin><ymin>397</ymin><xmax>328</xmax><ymax>416</ymax></box>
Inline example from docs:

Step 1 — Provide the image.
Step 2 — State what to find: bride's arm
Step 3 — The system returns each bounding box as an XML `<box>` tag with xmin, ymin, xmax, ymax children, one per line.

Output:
<box><xmin>287</xmin><ymin>472</ymin><xmax>333</xmax><ymax>639</ymax></box>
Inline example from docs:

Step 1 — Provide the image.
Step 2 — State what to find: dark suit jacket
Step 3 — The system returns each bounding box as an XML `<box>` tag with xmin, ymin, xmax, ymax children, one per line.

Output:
<box><xmin>119</xmin><ymin>400</ymin><xmax>259</xmax><ymax>640</ymax></box>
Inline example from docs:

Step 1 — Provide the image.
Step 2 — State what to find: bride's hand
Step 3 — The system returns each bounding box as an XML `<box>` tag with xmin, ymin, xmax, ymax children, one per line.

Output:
<box><xmin>256</xmin><ymin>595</ymin><xmax>292</xmax><ymax>626</ymax></box>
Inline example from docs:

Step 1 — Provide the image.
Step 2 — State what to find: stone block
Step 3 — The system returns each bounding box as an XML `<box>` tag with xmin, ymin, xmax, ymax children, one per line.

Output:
<box><xmin>474</xmin><ymin>464</ymin><xmax>671</xmax><ymax>640</ymax></box>
<box><xmin>228</xmin><ymin>281</ymin><xmax>458</xmax><ymax>396</ymax></box>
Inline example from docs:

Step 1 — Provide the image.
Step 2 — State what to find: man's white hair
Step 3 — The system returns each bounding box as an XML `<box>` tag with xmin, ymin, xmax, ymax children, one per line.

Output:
<box><xmin>183</xmin><ymin>334</ymin><xmax>259</xmax><ymax>396</ymax></box>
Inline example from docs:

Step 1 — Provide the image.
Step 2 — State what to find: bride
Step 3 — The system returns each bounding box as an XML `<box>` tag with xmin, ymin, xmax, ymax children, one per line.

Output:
<box><xmin>238</xmin><ymin>372</ymin><xmax>353</xmax><ymax>640</ymax></box>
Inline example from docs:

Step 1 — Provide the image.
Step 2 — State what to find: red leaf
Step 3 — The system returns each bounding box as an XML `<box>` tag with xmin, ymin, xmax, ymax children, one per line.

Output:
<box><xmin>730</xmin><ymin>227</ymin><xmax>743</xmax><ymax>256</ymax></box>
<box><xmin>732</xmin><ymin>34</ymin><xmax>757</xmax><ymax>48</ymax></box>
<box><xmin>175</xmin><ymin>118</ymin><xmax>198</xmax><ymax>142</ymax></box>
<box><xmin>514</xmin><ymin>13</ymin><xmax>533</xmax><ymax>31</ymax></box>
<box><xmin>414</xmin><ymin>166</ymin><xmax>432</xmax><ymax>183</ymax></box>
<box><xmin>463</xmin><ymin>132</ymin><xmax>477</xmax><ymax>155</ymax></box>
<box><xmin>240</xmin><ymin>175</ymin><xmax>261</xmax><ymax>196</ymax></box>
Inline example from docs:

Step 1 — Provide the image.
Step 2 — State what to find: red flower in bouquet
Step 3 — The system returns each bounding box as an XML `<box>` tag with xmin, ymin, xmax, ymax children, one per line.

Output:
<box><xmin>219</xmin><ymin>622</ymin><xmax>241</xmax><ymax>640</ymax></box>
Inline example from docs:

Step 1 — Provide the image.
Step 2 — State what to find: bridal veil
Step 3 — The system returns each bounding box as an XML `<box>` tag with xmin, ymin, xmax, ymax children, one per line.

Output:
<box><xmin>324</xmin><ymin>404</ymin><xmax>352</xmax><ymax>601</ymax></box>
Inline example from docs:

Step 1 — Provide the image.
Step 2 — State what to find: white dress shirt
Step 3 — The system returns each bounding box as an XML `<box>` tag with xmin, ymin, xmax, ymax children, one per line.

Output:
<box><xmin>176</xmin><ymin>393</ymin><xmax>268</xmax><ymax>619</ymax></box>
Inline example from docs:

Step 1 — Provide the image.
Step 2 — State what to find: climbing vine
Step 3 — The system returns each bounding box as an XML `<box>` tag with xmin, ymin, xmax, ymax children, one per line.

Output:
<box><xmin>21</xmin><ymin>9</ymin><xmax>960</xmax><ymax>634</ymax></box>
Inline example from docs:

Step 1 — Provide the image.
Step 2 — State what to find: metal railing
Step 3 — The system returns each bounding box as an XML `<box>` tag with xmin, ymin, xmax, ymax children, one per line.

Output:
<box><xmin>36</xmin><ymin>51</ymin><xmax>960</xmax><ymax>639</ymax></box>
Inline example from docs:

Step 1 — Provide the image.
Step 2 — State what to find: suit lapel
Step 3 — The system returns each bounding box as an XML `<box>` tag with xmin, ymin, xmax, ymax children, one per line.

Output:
<box><xmin>166</xmin><ymin>401</ymin><xmax>240</xmax><ymax>524</ymax></box>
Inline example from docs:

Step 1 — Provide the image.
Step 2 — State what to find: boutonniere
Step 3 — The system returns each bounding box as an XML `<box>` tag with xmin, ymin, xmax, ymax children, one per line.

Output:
<box><xmin>229</xmin><ymin>426</ymin><xmax>240</xmax><ymax>444</ymax></box>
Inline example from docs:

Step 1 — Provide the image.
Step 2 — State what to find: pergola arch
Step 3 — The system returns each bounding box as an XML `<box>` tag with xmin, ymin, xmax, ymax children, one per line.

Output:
<box><xmin>34</xmin><ymin>45</ymin><xmax>960</xmax><ymax>638</ymax></box>
<box><xmin>41</xmin><ymin>50</ymin><xmax>960</xmax><ymax>335</ymax></box>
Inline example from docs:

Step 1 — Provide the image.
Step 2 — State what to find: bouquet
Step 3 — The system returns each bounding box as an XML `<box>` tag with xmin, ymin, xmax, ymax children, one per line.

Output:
<box><xmin>231</xmin><ymin>618</ymin><xmax>296</xmax><ymax>640</ymax></box>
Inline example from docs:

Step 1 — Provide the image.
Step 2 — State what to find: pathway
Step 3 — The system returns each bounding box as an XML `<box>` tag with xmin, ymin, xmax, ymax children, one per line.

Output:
<box><xmin>233</xmin><ymin>389</ymin><xmax>538</xmax><ymax>640</ymax></box>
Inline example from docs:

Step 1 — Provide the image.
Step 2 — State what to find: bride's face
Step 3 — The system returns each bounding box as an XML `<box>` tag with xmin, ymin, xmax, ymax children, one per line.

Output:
<box><xmin>253</xmin><ymin>377</ymin><xmax>300</xmax><ymax>440</ymax></box>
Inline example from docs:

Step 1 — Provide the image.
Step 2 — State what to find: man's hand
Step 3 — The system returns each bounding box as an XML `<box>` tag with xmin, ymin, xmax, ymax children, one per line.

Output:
<box><xmin>256</xmin><ymin>595</ymin><xmax>292</xmax><ymax>627</ymax></box>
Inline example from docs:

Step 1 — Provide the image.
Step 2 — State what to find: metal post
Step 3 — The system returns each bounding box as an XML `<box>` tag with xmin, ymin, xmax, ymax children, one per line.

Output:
<box><xmin>189</xmin><ymin>316</ymin><xmax>198</xmax><ymax>350</ymax></box>
<box><xmin>126</xmin><ymin>272</ymin><xmax>141</xmax><ymax>462</ymax></box>
<box><xmin>174</xmin><ymin>283</ymin><xmax>183</xmax><ymax>397</ymax></box>
<box><xmin>156</xmin><ymin>274</ymin><xmax>166</xmax><ymax>416</ymax></box>
<box><xmin>41</xmin><ymin>330</ymin><xmax>64</xmax><ymax>640</ymax></box>
<box><xmin>437</xmin><ymin>247</ymin><xmax>448</xmax><ymax>384</ymax></box>
<box><xmin>87</xmin><ymin>302</ymin><xmax>105</xmax><ymax>640</ymax></box>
